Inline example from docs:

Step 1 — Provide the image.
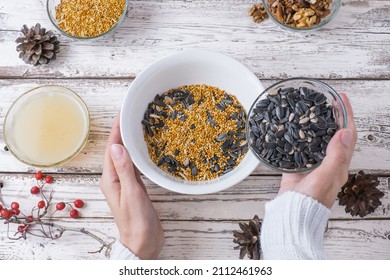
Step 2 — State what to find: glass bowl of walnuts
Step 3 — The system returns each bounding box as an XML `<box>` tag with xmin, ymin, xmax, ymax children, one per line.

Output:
<box><xmin>262</xmin><ymin>0</ymin><xmax>342</xmax><ymax>31</ymax></box>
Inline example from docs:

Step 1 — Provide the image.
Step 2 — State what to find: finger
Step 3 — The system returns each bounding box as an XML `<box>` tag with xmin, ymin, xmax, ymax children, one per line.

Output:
<box><xmin>315</xmin><ymin>93</ymin><xmax>357</xmax><ymax>186</ymax></box>
<box><xmin>110</xmin><ymin>144</ymin><xmax>140</xmax><ymax>202</ymax></box>
<box><xmin>109</xmin><ymin>113</ymin><xmax>147</xmax><ymax>193</ymax></box>
<box><xmin>339</xmin><ymin>93</ymin><xmax>357</xmax><ymax>140</ymax></box>
<box><xmin>100</xmin><ymin>114</ymin><xmax>122</xmax><ymax>204</ymax></box>
<box><xmin>306</xmin><ymin>128</ymin><xmax>355</xmax><ymax>208</ymax></box>
<box><xmin>107</xmin><ymin>113</ymin><xmax>123</xmax><ymax>146</ymax></box>
<box><xmin>102</xmin><ymin>114</ymin><xmax>121</xmax><ymax>177</ymax></box>
<box><xmin>134</xmin><ymin>166</ymin><xmax>148</xmax><ymax>193</ymax></box>
<box><xmin>103</xmin><ymin>114</ymin><xmax>122</xmax><ymax>180</ymax></box>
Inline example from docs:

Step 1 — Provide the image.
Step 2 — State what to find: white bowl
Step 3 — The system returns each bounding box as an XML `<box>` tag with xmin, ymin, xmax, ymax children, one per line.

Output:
<box><xmin>120</xmin><ymin>50</ymin><xmax>263</xmax><ymax>194</ymax></box>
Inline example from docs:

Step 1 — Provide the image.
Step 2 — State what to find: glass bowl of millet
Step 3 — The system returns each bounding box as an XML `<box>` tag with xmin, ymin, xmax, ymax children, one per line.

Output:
<box><xmin>47</xmin><ymin>0</ymin><xmax>128</xmax><ymax>40</ymax></box>
<box><xmin>246</xmin><ymin>77</ymin><xmax>347</xmax><ymax>173</ymax></box>
<box><xmin>262</xmin><ymin>0</ymin><xmax>342</xmax><ymax>32</ymax></box>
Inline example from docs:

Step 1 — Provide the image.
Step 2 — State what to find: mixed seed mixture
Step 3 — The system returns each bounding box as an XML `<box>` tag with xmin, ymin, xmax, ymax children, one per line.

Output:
<box><xmin>266</xmin><ymin>0</ymin><xmax>333</xmax><ymax>28</ymax></box>
<box><xmin>142</xmin><ymin>84</ymin><xmax>248</xmax><ymax>181</ymax></box>
<box><xmin>55</xmin><ymin>0</ymin><xmax>126</xmax><ymax>37</ymax></box>
<box><xmin>248</xmin><ymin>86</ymin><xmax>338</xmax><ymax>170</ymax></box>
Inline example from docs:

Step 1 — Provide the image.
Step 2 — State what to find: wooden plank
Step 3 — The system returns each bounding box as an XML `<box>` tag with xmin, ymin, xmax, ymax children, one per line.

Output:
<box><xmin>0</xmin><ymin>1</ymin><xmax>389</xmax><ymax>79</ymax></box>
<box><xmin>0</xmin><ymin>219</ymin><xmax>389</xmax><ymax>259</ymax></box>
<box><xmin>0</xmin><ymin>173</ymin><xmax>389</xmax><ymax>220</ymax></box>
<box><xmin>162</xmin><ymin>219</ymin><xmax>390</xmax><ymax>260</ymax></box>
<box><xmin>1</xmin><ymin>79</ymin><xmax>390</xmax><ymax>174</ymax></box>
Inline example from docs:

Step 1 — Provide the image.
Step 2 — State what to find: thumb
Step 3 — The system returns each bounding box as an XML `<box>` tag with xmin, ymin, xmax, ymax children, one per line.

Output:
<box><xmin>110</xmin><ymin>144</ymin><xmax>139</xmax><ymax>191</ymax></box>
<box><xmin>313</xmin><ymin>128</ymin><xmax>355</xmax><ymax>186</ymax></box>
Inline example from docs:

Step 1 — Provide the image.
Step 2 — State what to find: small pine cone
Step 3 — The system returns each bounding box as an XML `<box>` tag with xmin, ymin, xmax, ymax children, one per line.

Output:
<box><xmin>337</xmin><ymin>170</ymin><xmax>385</xmax><ymax>218</ymax></box>
<box><xmin>233</xmin><ymin>215</ymin><xmax>261</xmax><ymax>260</ymax></box>
<box><xmin>16</xmin><ymin>23</ymin><xmax>60</xmax><ymax>66</ymax></box>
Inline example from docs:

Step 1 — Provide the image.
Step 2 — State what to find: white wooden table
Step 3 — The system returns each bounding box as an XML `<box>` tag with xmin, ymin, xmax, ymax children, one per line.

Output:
<box><xmin>0</xmin><ymin>0</ymin><xmax>389</xmax><ymax>260</ymax></box>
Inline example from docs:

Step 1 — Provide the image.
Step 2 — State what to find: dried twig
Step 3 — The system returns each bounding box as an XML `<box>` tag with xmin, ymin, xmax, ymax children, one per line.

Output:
<box><xmin>0</xmin><ymin>173</ymin><xmax>115</xmax><ymax>257</ymax></box>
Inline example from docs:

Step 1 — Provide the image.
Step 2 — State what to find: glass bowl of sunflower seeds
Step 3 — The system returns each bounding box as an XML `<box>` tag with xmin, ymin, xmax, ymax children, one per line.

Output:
<box><xmin>47</xmin><ymin>0</ymin><xmax>128</xmax><ymax>40</ymax></box>
<box><xmin>120</xmin><ymin>50</ymin><xmax>264</xmax><ymax>194</ymax></box>
<box><xmin>262</xmin><ymin>0</ymin><xmax>342</xmax><ymax>31</ymax></box>
<box><xmin>246</xmin><ymin>77</ymin><xmax>347</xmax><ymax>173</ymax></box>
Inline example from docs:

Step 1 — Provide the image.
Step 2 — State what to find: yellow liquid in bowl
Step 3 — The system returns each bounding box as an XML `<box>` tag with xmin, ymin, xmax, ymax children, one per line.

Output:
<box><xmin>5</xmin><ymin>88</ymin><xmax>89</xmax><ymax>166</ymax></box>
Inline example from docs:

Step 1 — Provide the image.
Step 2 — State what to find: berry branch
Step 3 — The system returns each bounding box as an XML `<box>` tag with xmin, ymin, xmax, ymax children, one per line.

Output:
<box><xmin>0</xmin><ymin>172</ymin><xmax>115</xmax><ymax>257</ymax></box>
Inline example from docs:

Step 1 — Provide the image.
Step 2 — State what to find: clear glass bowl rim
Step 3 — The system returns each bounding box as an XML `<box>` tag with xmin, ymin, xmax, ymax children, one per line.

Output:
<box><xmin>3</xmin><ymin>85</ymin><xmax>90</xmax><ymax>168</ymax></box>
<box><xmin>46</xmin><ymin>0</ymin><xmax>128</xmax><ymax>40</ymax></box>
<box><xmin>245</xmin><ymin>77</ymin><xmax>348</xmax><ymax>173</ymax></box>
<box><xmin>261</xmin><ymin>0</ymin><xmax>342</xmax><ymax>32</ymax></box>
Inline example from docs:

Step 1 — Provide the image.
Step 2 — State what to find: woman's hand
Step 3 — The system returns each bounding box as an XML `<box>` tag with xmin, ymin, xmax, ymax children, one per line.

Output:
<box><xmin>279</xmin><ymin>93</ymin><xmax>357</xmax><ymax>208</ymax></box>
<box><xmin>99</xmin><ymin>114</ymin><xmax>164</xmax><ymax>259</ymax></box>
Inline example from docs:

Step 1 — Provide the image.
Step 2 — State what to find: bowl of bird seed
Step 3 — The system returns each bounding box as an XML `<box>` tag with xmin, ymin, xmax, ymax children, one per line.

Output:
<box><xmin>262</xmin><ymin>0</ymin><xmax>342</xmax><ymax>31</ymax></box>
<box><xmin>47</xmin><ymin>0</ymin><xmax>128</xmax><ymax>40</ymax></box>
<box><xmin>247</xmin><ymin>77</ymin><xmax>347</xmax><ymax>173</ymax></box>
<box><xmin>120</xmin><ymin>50</ymin><xmax>263</xmax><ymax>194</ymax></box>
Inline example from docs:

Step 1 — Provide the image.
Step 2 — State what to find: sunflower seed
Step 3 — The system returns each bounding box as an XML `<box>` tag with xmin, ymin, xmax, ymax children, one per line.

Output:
<box><xmin>314</xmin><ymin>122</ymin><xmax>327</xmax><ymax>130</ymax></box>
<box><xmin>275</xmin><ymin>129</ymin><xmax>286</xmax><ymax>138</ymax></box>
<box><xmin>256</xmin><ymin>99</ymin><xmax>270</xmax><ymax>108</ymax></box>
<box><xmin>314</xmin><ymin>93</ymin><xmax>327</xmax><ymax>105</ymax></box>
<box><xmin>252</xmin><ymin>113</ymin><xmax>263</xmax><ymax>121</ymax></box>
<box><xmin>276</xmin><ymin>106</ymin><xmax>284</xmax><ymax>120</ymax></box>
<box><xmin>216</xmin><ymin>133</ymin><xmax>228</xmax><ymax>142</ymax></box>
<box><xmin>279</xmin><ymin>160</ymin><xmax>294</xmax><ymax>168</ymax></box>
<box><xmin>294</xmin><ymin>151</ymin><xmax>303</xmax><ymax>168</ymax></box>
<box><xmin>297</xmin><ymin>100</ymin><xmax>309</xmax><ymax>113</ymax></box>
<box><xmin>263</xmin><ymin>142</ymin><xmax>277</xmax><ymax>149</ymax></box>
<box><xmin>328</xmin><ymin>122</ymin><xmax>338</xmax><ymax>129</ymax></box>
<box><xmin>284</xmin><ymin>132</ymin><xmax>294</xmax><ymax>144</ymax></box>
<box><xmin>142</xmin><ymin>119</ymin><xmax>153</xmax><ymax>127</ymax></box>
<box><xmin>280</xmin><ymin>87</ymin><xmax>294</xmax><ymax>95</ymax></box>
<box><xmin>191</xmin><ymin>166</ymin><xmax>198</xmax><ymax>176</ymax></box>
<box><xmin>299</xmin><ymin>117</ymin><xmax>310</xmax><ymax>124</ymax></box>
<box><xmin>216</xmin><ymin>103</ymin><xmax>225</xmax><ymax>111</ymax></box>
<box><xmin>323</xmin><ymin>135</ymin><xmax>332</xmax><ymax>143</ymax></box>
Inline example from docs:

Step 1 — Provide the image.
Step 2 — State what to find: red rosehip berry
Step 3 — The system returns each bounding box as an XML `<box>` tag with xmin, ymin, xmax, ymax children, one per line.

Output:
<box><xmin>45</xmin><ymin>175</ymin><xmax>54</xmax><ymax>184</ymax></box>
<box><xmin>35</xmin><ymin>171</ymin><xmax>43</xmax><ymax>180</ymax></box>
<box><xmin>26</xmin><ymin>215</ymin><xmax>33</xmax><ymax>223</ymax></box>
<box><xmin>11</xmin><ymin>202</ymin><xmax>20</xmax><ymax>210</ymax></box>
<box><xmin>14</xmin><ymin>209</ymin><xmax>21</xmax><ymax>215</ymax></box>
<box><xmin>30</xmin><ymin>186</ymin><xmax>40</xmax><ymax>194</ymax></box>
<box><xmin>56</xmin><ymin>202</ymin><xmax>66</xmax><ymax>211</ymax></box>
<box><xmin>37</xmin><ymin>200</ymin><xmax>45</xmax><ymax>209</ymax></box>
<box><xmin>18</xmin><ymin>225</ymin><xmax>26</xmax><ymax>233</ymax></box>
<box><xmin>74</xmin><ymin>199</ymin><xmax>84</xmax><ymax>208</ymax></box>
<box><xmin>8</xmin><ymin>210</ymin><xmax>15</xmax><ymax>218</ymax></box>
<box><xmin>1</xmin><ymin>209</ymin><xmax>10</xmax><ymax>219</ymax></box>
<box><xmin>0</xmin><ymin>205</ymin><xmax>3</xmax><ymax>211</ymax></box>
<box><xmin>69</xmin><ymin>209</ymin><xmax>79</xmax><ymax>218</ymax></box>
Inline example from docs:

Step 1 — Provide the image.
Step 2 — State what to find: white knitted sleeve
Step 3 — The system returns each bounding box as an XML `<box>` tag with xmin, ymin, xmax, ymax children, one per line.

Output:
<box><xmin>110</xmin><ymin>241</ymin><xmax>140</xmax><ymax>260</ymax></box>
<box><xmin>260</xmin><ymin>191</ymin><xmax>331</xmax><ymax>260</ymax></box>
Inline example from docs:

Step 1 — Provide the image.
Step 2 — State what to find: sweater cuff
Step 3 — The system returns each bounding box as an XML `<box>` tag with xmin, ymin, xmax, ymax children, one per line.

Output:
<box><xmin>260</xmin><ymin>191</ymin><xmax>331</xmax><ymax>260</ymax></box>
<box><xmin>110</xmin><ymin>241</ymin><xmax>140</xmax><ymax>260</ymax></box>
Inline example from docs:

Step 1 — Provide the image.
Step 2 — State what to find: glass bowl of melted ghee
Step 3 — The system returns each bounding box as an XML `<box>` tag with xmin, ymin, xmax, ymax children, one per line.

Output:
<box><xmin>4</xmin><ymin>85</ymin><xmax>90</xmax><ymax>167</ymax></box>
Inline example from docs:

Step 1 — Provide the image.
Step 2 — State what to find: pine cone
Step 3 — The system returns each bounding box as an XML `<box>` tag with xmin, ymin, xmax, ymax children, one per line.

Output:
<box><xmin>16</xmin><ymin>23</ymin><xmax>60</xmax><ymax>66</ymax></box>
<box><xmin>233</xmin><ymin>215</ymin><xmax>261</xmax><ymax>260</ymax></box>
<box><xmin>337</xmin><ymin>170</ymin><xmax>384</xmax><ymax>218</ymax></box>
